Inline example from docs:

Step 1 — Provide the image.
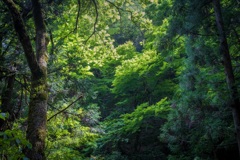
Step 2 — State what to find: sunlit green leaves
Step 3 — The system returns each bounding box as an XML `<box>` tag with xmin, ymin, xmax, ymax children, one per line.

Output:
<box><xmin>47</xmin><ymin>106</ymin><xmax>100</xmax><ymax>159</ymax></box>
<box><xmin>112</xmin><ymin>48</ymin><xmax>176</xmax><ymax>109</ymax></box>
<box><xmin>0</xmin><ymin>124</ymin><xmax>30</xmax><ymax>159</ymax></box>
<box><xmin>122</xmin><ymin>98</ymin><xmax>170</xmax><ymax>133</ymax></box>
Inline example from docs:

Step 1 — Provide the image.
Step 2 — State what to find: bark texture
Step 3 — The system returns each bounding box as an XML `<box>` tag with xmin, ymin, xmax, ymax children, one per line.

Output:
<box><xmin>213</xmin><ymin>0</ymin><xmax>240</xmax><ymax>157</ymax></box>
<box><xmin>2</xmin><ymin>0</ymin><xmax>48</xmax><ymax>159</ymax></box>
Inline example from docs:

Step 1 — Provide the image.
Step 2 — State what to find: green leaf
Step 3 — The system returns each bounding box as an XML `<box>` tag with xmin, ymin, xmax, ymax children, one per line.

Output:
<box><xmin>0</xmin><ymin>112</ymin><xmax>8</xmax><ymax>120</ymax></box>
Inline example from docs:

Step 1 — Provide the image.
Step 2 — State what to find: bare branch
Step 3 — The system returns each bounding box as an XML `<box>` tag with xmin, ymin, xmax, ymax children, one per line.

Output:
<box><xmin>75</xmin><ymin>0</ymin><xmax>81</xmax><ymax>32</ymax></box>
<box><xmin>47</xmin><ymin>94</ymin><xmax>84</xmax><ymax>121</ymax></box>
<box><xmin>84</xmin><ymin>0</ymin><xmax>98</xmax><ymax>43</ymax></box>
<box><xmin>48</xmin><ymin>102</ymin><xmax>82</xmax><ymax>117</ymax></box>
<box><xmin>106</xmin><ymin>0</ymin><xmax>123</xmax><ymax>11</ymax></box>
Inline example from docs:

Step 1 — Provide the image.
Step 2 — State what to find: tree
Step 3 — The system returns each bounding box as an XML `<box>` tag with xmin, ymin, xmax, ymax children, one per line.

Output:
<box><xmin>0</xmin><ymin>3</ymin><xmax>19</xmax><ymax>131</ymax></box>
<box><xmin>160</xmin><ymin>35</ymin><xmax>234</xmax><ymax>159</ymax></box>
<box><xmin>213</xmin><ymin>0</ymin><xmax>240</xmax><ymax>156</ymax></box>
<box><xmin>2</xmin><ymin>0</ymin><xmax>48</xmax><ymax>159</ymax></box>
<box><xmin>154</xmin><ymin>0</ymin><xmax>240</xmax><ymax>157</ymax></box>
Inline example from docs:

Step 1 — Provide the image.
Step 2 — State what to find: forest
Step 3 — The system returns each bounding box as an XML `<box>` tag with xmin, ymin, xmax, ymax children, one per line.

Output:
<box><xmin>0</xmin><ymin>0</ymin><xmax>240</xmax><ymax>159</ymax></box>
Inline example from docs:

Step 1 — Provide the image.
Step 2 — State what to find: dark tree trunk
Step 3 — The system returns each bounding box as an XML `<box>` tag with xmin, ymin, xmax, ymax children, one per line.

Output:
<box><xmin>0</xmin><ymin>31</ymin><xmax>2</xmax><ymax>56</ymax></box>
<box><xmin>0</xmin><ymin>72</ymin><xmax>15</xmax><ymax>130</ymax></box>
<box><xmin>2</xmin><ymin>0</ymin><xmax>48</xmax><ymax>159</ymax></box>
<box><xmin>0</xmin><ymin>32</ymin><xmax>3</xmax><ymax>80</ymax></box>
<box><xmin>213</xmin><ymin>0</ymin><xmax>240</xmax><ymax>157</ymax></box>
<box><xmin>0</xmin><ymin>31</ymin><xmax>16</xmax><ymax>130</ymax></box>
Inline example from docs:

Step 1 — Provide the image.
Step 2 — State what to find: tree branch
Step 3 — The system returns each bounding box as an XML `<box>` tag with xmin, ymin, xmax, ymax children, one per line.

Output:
<box><xmin>105</xmin><ymin>0</ymin><xmax>145</xmax><ymax>38</ymax></box>
<box><xmin>47</xmin><ymin>94</ymin><xmax>84</xmax><ymax>121</ymax></box>
<box><xmin>75</xmin><ymin>0</ymin><xmax>81</xmax><ymax>32</ymax></box>
<box><xmin>2</xmin><ymin>0</ymin><xmax>40</xmax><ymax>77</ymax></box>
<box><xmin>84</xmin><ymin>0</ymin><xmax>98</xmax><ymax>43</ymax></box>
<box><xmin>51</xmin><ymin>0</ymin><xmax>81</xmax><ymax>51</ymax></box>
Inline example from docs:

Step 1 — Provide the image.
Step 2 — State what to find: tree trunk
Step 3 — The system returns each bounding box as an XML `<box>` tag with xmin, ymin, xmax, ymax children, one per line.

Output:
<box><xmin>0</xmin><ymin>32</ymin><xmax>3</xmax><ymax>80</ymax></box>
<box><xmin>26</xmin><ymin>1</ymin><xmax>48</xmax><ymax>159</ymax></box>
<box><xmin>0</xmin><ymin>31</ymin><xmax>2</xmax><ymax>56</ymax></box>
<box><xmin>3</xmin><ymin>0</ymin><xmax>48</xmax><ymax>159</ymax></box>
<box><xmin>0</xmin><ymin>71</ymin><xmax>15</xmax><ymax>131</ymax></box>
<box><xmin>26</xmin><ymin>74</ymin><xmax>48</xmax><ymax>160</ymax></box>
<box><xmin>213</xmin><ymin>0</ymin><xmax>240</xmax><ymax>157</ymax></box>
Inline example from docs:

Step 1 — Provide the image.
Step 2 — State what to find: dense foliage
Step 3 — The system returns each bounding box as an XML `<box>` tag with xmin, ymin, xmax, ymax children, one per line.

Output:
<box><xmin>0</xmin><ymin>0</ymin><xmax>240</xmax><ymax>159</ymax></box>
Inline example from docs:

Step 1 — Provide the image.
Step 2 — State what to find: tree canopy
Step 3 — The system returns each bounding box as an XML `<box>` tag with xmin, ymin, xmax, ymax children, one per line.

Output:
<box><xmin>0</xmin><ymin>0</ymin><xmax>240</xmax><ymax>159</ymax></box>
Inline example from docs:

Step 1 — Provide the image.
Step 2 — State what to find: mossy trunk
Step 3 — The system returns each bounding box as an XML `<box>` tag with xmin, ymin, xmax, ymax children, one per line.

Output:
<box><xmin>26</xmin><ymin>0</ymin><xmax>48</xmax><ymax>159</ymax></box>
<box><xmin>3</xmin><ymin>0</ymin><xmax>48</xmax><ymax>159</ymax></box>
<box><xmin>26</xmin><ymin>74</ymin><xmax>48</xmax><ymax>159</ymax></box>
